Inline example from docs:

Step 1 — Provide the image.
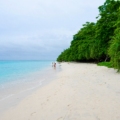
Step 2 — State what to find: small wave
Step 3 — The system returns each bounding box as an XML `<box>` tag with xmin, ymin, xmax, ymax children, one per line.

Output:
<box><xmin>18</xmin><ymin>79</ymin><xmax>45</xmax><ymax>94</ymax></box>
<box><xmin>0</xmin><ymin>79</ymin><xmax>45</xmax><ymax>102</ymax></box>
<box><xmin>0</xmin><ymin>94</ymin><xmax>14</xmax><ymax>101</ymax></box>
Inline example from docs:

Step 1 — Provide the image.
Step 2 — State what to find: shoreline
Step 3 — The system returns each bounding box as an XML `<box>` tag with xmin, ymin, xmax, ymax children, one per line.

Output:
<box><xmin>0</xmin><ymin>62</ymin><xmax>120</xmax><ymax>120</ymax></box>
<box><xmin>0</xmin><ymin>64</ymin><xmax>61</xmax><ymax>115</ymax></box>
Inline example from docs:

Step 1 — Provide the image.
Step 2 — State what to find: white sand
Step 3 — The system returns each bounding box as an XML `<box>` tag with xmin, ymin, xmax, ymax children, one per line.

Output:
<box><xmin>0</xmin><ymin>63</ymin><xmax>120</xmax><ymax>120</ymax></box>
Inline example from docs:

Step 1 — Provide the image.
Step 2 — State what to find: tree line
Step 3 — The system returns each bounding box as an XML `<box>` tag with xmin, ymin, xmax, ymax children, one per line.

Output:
<box><xmin>57</xmin><ymin>0</ymin><xmax>120</xmax><ymax>72</ymax></box>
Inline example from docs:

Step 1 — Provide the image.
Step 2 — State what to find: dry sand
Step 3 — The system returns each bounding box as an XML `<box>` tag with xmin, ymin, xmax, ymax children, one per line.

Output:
<box><xmin>0</xmin><ymin>62</ymin><xmax>120</xmax><ymax>120</ymax></box>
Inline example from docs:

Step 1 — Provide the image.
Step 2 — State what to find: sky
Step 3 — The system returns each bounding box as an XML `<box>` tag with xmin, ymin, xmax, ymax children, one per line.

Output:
<box><xmin>0</xmin><ymin>0</ymin><xmax>105</xmax><ymax>60</ymax></box>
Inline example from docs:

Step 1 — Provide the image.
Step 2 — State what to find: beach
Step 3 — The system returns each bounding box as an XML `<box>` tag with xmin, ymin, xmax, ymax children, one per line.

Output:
<box><xmin>0</xmin><ymin>62</ymin><xmax>120</xmax><ymax>120</ymax></box>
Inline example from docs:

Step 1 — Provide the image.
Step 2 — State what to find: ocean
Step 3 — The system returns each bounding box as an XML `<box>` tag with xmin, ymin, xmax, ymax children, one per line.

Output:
<box><xmin>0</xmin><ymin>60</ymin><xmax>52</xmax><ymax>84</ymax></box>
<box><xmin>0</xmin><ymin>60</ymin><xmax>58</xmax><ymax>104</ymax></box>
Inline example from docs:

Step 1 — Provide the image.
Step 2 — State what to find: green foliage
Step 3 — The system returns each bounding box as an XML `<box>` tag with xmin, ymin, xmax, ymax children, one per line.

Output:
<box><xmin>57</xmin><ymin>0</ymin><xmax>120</xmax><ymax>72</ymax></box>
<box><xmin>57</xmin><ymin>48</ymin><xmax>72</xmax><ymax>62</ymax></box>
<box><xmin>108</xmin><ymin>7</ymin><xmax>120</xmax><ymax>72</ymax></box>
<box><xmin>97</xmin><ymin>62</ymin><xmax>113</xmax><ymax>68</ymax></box>
<box><xmin>95</xmin><ymin>0</ymin><xmax>120</xmax><ymax>60</ymax></box>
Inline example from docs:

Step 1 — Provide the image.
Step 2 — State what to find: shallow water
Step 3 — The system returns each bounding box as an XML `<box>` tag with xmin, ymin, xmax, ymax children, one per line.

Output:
<box><xmin>0</xmin><ymin>60</ymin><xmax>52</xmax><ymax>84</ymax></box>
<box><xmin>0</xmin><ymin>60</ymin><xmax>53</xmax><ymax>99</ymax></box>
<box><xmin>0</xmin><ymin>60</ymin><xmax>61</xmax><ymax>114</ymax></box>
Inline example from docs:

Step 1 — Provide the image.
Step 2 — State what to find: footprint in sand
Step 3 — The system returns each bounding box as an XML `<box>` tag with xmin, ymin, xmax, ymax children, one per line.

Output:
<box><xmin>31</xmin><ymin>112</ymin><xmax>36</xmax><ymax>116</ymax></box>
<box><xmin>67</xmin><ymin>104</ymin><xmax>70</xmax><ymax>107</ymax></box>
<box><xmin>41</xmin><ymin>103</ymin><xmax>45</xmax><ymax>106</ymax></box>
<box><xmin>95</xmin><ymin>116</ymin><xmax>100</xmax><ymax>120</ymax></box>
<box><xmin>57</xmin><ymin>117</ymin><xmax>63</xmax><ymax>120</ymax></box>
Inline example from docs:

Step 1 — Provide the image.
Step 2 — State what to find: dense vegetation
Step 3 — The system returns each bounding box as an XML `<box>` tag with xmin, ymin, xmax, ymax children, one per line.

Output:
<box><xmin>57</xmin><ymin>0</ymin><xmax>120</xmax><ymax>72</ymax></box>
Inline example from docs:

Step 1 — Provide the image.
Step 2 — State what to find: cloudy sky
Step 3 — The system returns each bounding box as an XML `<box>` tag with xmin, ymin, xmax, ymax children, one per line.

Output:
<box><xmin>0</xmin><ymin>0</ymin><xmax>105</xmax><ymax>60</ymax></box>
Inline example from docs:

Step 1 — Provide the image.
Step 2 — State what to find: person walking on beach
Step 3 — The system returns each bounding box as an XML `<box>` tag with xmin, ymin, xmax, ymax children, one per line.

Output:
<box><xmin>54</xmin><ymin>62</ymin><xmax>56</xmax><ymax>68</ymax></box>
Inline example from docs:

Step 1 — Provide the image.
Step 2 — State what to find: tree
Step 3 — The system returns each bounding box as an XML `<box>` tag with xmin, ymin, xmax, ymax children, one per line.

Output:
<box><xmin>95</xmin><ymin>0</ymin><xmax>120</xmax><ymax>61</ymax></box>
<box><xmin>108</xmin><ymin>7</ymin><xmax>120</xmax><ymax>72</ymax></box>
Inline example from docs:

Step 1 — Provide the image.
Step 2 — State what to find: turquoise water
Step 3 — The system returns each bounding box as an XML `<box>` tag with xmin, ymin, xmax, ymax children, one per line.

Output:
<box><xmin>0</xmin><ymin>60</ymin><xmax>52</xmax><ymax>84</ymax></box>
<box><xmin>0</xmin><ymin>60</ymin><xmax>58</xmax><ymax>112</ymax></box>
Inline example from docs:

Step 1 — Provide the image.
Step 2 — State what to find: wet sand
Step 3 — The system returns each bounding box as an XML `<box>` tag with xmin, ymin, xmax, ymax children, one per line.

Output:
<box><xmin>0</xmin><ymin>62</ymin><xmax>120</xmax><ymax>120</ymax></box>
